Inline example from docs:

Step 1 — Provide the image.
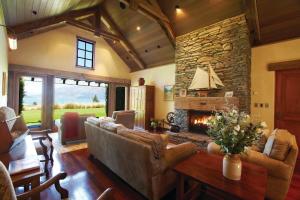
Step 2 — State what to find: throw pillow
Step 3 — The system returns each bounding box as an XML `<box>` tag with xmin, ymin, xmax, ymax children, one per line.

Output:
<box><xmin>252</xmin><ymin>129</ymin><xmax>270</xmax><ymax>152</ymax></box>
<box><xmin>100</xmin><ymin>122</ymin><xmax>125</xmax><ymax>133</ymax></box>
<box><xmin>263</xmin><ymin>129</ymin><xmax>277</xmax><ymax>156</ymax></box>
<box><xmin>269</xmin><ymin>129</ymin><xmax>292</xmax><ymax>161</ymax></box>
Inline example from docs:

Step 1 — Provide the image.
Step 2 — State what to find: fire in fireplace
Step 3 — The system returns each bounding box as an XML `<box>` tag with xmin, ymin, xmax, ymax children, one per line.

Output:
<box><xmin>189</xmin><ymin>110</ymin><xmax>213</xmax><ymax>133</ymax></box>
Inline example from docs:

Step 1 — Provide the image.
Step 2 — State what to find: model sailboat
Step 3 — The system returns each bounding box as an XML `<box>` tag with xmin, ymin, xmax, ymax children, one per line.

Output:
<box><xmin>188</xmin><ymin>65</ymin><xmax>224</xmax><ymax>96</ymax></box>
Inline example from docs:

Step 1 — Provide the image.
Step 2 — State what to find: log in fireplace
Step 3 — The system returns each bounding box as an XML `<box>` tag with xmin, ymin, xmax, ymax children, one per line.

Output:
<box><xmin>188</xmin><ymin>110</ymin><xmax>213</xmax><ymax>134</ymax></box>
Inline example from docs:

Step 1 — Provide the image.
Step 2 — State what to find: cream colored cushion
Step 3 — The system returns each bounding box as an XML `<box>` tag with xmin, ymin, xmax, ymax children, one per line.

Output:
<box><xmin>0</xmin><ymin>161</ymin><xmax>17</xmax><ymax>200</ymax></box>
<box><xmin>263</xmin><ymin>129</ymin><xmax>277</xmax><ymax>156</ymax></box>
<box><xmin>100</xmin><ymin>122</ymin><xmax>125</xmax><ymax>133</ymax></box>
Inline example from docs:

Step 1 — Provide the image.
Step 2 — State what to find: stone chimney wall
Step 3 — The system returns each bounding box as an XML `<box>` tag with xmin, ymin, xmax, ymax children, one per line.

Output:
<box><xmin>175</xmin><ymin>14</ymin><xmax>251</xmax><ymax>112</ymax></box>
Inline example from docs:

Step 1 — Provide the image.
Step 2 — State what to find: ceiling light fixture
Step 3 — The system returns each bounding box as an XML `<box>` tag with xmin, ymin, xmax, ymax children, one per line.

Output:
<box><xmin>136</xmin><ymin>26</ymin><xmax>141</xmax><ymax>31</ymax></box>
<box><xmin>0</xmin><ymin>24</ymin><xmax>17</xmax><ymax>50</ymax></box>
<box><xmin>175</xmin><ymin>5</ymin><xmax>180</xmax><ymax>10</ymax></box>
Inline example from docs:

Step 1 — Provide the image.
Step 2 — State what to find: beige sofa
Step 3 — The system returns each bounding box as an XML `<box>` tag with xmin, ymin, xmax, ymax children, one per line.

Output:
<box><xmin>207</xmin><ymin>129</ymin><xmax>298</xmax><ymax>200</ymax></box>
<box><xmin>85</xmin><ymin>120</ymin><xmax>197</xmax><ymax>200</ymax></box>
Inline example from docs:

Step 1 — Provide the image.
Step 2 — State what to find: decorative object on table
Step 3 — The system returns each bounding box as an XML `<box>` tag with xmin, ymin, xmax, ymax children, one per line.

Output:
<box><xmin>207</xmin><ymin>108</ymin><xmax>266</xmax><ymax>180</ymax></box>
<box><xmin>189</xmin><ymin>64</ymin><xmax>224</xmax><ymax>97</ymax></box>
<box><xmin>225</xmin><ymin>91</ymin><xmax>234</xmax><ymax>97</ymax></box>
<box><xmin>164</xmin><ymin>85</ymin><xmax>174</xmax><ymax>101</ymax></box>
<box><xmin>138</xmin><ymin>77</ymin><xmax>145</xmax><ymax>86</ymax></box>
<box><xmin>165</xmin><ymin>112</ymin><xmax>180</xmax><ymax>133</ymax></box>
<box><xmin>179</xmin><ymin>89</ymin><xmax>187</xmax><ymax>97</ymax></box>
<box><xmin>150</xmin><ymin>119</ymin><xmax>163</xmax><ymax>132</ymax></box>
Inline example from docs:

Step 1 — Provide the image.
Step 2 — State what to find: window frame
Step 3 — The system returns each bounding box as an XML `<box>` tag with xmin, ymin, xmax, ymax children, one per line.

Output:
<box><xmin>76</xmin><ymin>36</ymin><xmax>95</xmax><ymax>70</ymax></box>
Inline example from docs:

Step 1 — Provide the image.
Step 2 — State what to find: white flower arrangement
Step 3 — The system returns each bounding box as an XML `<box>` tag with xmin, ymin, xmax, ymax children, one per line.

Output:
<box><xmin>207</xmin><ymin>108</ymin><xmax>266</xmax><ymax>155</ymax></box>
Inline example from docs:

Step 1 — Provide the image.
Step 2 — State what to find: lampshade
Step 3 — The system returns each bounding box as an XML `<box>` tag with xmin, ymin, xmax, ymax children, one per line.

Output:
<box><xmin>8</xmin><ymin>35</ymin><xmax>17</xmax><ymax>50</ymax></box>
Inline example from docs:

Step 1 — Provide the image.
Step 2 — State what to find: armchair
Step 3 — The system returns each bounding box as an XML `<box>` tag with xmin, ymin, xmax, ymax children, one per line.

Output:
<box><xmin>111</xmin><ymin>110</ymin><xmax>135</xmax><ymax>129</ymax></box>
<box><xmin>0</xmin><ymin>107</ymin><xmax>53</xmax><ymax>178</ymax></box>
<box><xmin>0</xmin><ymin>161</ymin><xmax>68</xmax><ymax>200</ymax></box>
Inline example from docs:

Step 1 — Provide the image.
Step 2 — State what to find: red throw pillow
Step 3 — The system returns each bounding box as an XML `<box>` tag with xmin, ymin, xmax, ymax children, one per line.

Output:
<box><xmin>0</xmin><ymin>122</ymin><xmax>13</xmax><ymax>154</ymax></box>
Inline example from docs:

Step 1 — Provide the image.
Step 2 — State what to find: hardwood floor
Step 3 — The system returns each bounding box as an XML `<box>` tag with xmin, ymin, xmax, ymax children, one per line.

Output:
<box><xmin>38</xmin><ymin>148</ymin><xmax>300</xmax><ymax>200</ymax></box>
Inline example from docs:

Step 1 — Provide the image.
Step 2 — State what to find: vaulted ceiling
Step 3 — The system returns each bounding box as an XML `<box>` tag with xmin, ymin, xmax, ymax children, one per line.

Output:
<box><xmin>1</xmin><ymin>0</ymin><xmax>300</xmax><ymax>72</ymax></box>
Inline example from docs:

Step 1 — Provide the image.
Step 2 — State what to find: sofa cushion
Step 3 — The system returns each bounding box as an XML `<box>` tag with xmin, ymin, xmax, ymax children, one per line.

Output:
<box><xmin>86</xmin><ymin>117</ymin><xmax>114</xmax><ymax>127</ymax></box>
<box><xmin>263</xmin><ymin>129</ymin><xmax>292</xmax><ymax>161</ymax></box>
<box><xmin>263</xmin><ymin>129</ymin><xmax>277</xmax><ymax>156</ymax></box>
<box><xmin>117</xmin><ymin>128</ymin><xmax>166</xmax><ymax>159</ymax></box>
<box><xmin>100</xmin><ymin>122</ymin><xmax>125</xmax><ymax>133</ymax></box>
<box><xmin>0</xmin><ymin>161</ymin><xmax>17</xmax><ymax>200</ymax></box>
<box><xmin>270</xmin><ymin>130</ymin><xmax>292</xmax><ymax>161</ymax></box>
<box><xmin>252</xmin><ymin>129</ymin><xmax>270</xmax><ymax>152</ymax></box>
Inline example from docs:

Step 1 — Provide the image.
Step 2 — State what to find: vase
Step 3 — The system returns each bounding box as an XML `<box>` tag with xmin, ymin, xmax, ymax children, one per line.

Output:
<box><xmin>223</xmin><ymin>154</ymin><xmax>242</xmax><ymax>181</ymax></box>
<box><xmin>138</xmin><ymin>78</ymin><xmax>145</xmax><ymax>86</ymax></box>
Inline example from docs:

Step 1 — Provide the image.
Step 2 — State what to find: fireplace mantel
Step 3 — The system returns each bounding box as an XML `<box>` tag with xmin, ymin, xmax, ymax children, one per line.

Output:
<box><xmin>175</xmin><ymin>97</ymin><xmax>239</xmax><ymax>111</ymax></box>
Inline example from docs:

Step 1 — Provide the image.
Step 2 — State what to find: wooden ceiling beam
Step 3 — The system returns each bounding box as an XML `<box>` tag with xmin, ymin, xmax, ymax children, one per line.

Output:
<box><xmin>100</xmin><ymin>7</ymin><xmax>146</xmax><ymax>69</ymax></box>
<box><xmin>10</xmin><ymin>6</ymin><xmax>99</xmax><ymax>34</ymax></box>
<box><xmin>244</xmin><ymin>0</ymin><xmax>261</xmax><ymax>45</ymax></box>
<box><xmin>120</xmin><ymin>0</ymin><xmax>175</xmax><ymax>47</ymax></box>
<box><xmin>10</xmin><ymin>5</ymin><xmax>120</xmax><ymax>42</ymax></box>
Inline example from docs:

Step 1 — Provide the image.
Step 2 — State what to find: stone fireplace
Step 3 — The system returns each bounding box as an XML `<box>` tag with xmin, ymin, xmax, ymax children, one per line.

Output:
<box><xmin>188</xmin><ymin>110</ymin><xmax>213</xmax><ymax>134</ymax></box>
<box><xmin>175</xmin><ymin>14</ymin><xmax>251</xmax><ymax>113</ymax></box>
<box><xmin>174</xmin><ymin>97</ymin><xmax>239</xmax><ymax>133</ymax></box>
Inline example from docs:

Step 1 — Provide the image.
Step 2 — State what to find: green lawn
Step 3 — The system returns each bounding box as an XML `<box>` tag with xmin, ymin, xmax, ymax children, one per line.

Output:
<box><xmin>22</xmin><ymin>108</ymin><xmax>106</xmax><ymax>124</ymax></box>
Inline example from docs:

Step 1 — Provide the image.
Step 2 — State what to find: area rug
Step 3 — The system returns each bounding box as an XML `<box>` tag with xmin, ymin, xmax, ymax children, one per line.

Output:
<box><xmin>50</xmin><ymin>132</ymin><xmax>88</xmax><ymax>154</ymax></box>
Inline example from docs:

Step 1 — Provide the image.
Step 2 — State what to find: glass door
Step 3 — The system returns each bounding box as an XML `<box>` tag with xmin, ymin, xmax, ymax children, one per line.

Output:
<box><xmin>19</xmin><ymin>76</ymin><xmax>43</xmax><ymax>128</ymax></box>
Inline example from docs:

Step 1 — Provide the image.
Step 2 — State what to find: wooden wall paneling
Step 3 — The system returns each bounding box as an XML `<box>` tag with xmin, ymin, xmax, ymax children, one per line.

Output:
<box><xmin>268</xmin><ymin>60</ymin><xmax>300</xmax><ymax>71</ymax></box>
<box><xmin>108</xmin><ymin>82</ymin><xmax>116</xmax><ymax>117</ymax></box>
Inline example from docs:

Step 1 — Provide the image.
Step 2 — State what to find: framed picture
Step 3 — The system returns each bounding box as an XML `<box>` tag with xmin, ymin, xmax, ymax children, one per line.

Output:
<box><xmin>2</xmin><ymin>72</ymin><xmax>7</xmax><ymax>96</ymax></box>
<box><xmin>164</xmin><ymin>85</ymin><xmax>174</xmax><ymax>101</ymax></box>
<box><xmin>225</xmin><ymin>91</ymin><xmax>234</xmax><ymax>97</ymax></box>
<box><xmin>179</xmin><ymin>89</ymin><xmax>187</xmax><ymax>97</ymax></box>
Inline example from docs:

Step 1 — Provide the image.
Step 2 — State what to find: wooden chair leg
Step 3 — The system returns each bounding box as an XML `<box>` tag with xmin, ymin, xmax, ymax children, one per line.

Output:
<box><xmin>55</xmin><ymin>180</ymin><xmax>69</xmax><ymax>199</ymax></box>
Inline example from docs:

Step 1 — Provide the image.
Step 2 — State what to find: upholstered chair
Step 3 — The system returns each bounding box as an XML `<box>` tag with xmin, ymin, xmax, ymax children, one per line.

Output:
<box><xmin>0</xmin><ymin>106</ymin><xmax>53</xmax><ymax>178</ymax></box>
<box><xmin>56</xmin><ymin>112</ymin><xmax>96</xmax><ymax>145</ymax></box>
<box><xmin>112</xmin><ymin>110</ymin><xmax>135</xmax><ymax>129</ymax></box>
<box><xmin>207</xmin><ymin>129</ymin><xmax>298</xmax><ymax>200</ymax></box>
<box><xmin>0</xmin><ymin>161</ymin><xmax>68</xmax><ymax>200</ymax></box>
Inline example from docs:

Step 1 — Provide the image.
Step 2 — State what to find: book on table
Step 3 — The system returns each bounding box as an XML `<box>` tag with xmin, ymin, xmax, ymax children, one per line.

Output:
<box><xmin>9</xmin><ymin>157</ymin><xmax>40</xmax><ymax>175</ymax></box>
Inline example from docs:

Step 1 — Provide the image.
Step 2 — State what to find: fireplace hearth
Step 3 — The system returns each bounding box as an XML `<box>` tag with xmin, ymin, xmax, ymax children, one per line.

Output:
<box><xmin>189</xmin><ymin>110</ymin><xmax>213</xmax><ymax>134</ymax></box>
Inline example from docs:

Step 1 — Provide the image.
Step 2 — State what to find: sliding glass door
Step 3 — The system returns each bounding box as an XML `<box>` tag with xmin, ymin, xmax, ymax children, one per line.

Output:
<box><xmin>19</xmin><ymin>76</ymin><xmax>43</xmax><ymax>127</ymax></box>
<box><xmin>53</xmin><ymin>78</ymin><xmax>108</xmax><ymax>120</ymax></box>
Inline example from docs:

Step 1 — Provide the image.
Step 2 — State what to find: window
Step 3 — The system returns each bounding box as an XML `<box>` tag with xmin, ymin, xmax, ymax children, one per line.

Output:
<box><xmin>76</xmin><ymin>37</ymin><xmax>95</xmax><ymax>69</ymax></box>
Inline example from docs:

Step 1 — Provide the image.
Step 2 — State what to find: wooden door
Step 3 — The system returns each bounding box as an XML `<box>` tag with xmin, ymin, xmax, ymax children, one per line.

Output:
<box><xmin>275</xmin><ymin>69</ymin><xmax>300</xmax><ymax>167</ymax></box>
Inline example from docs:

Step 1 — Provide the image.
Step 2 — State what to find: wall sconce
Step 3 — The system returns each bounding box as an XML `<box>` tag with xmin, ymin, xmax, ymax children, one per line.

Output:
<box><xmin>0</xmin><ymin>24</ymin><xmax>18</xmax><ymax>50</ymax></box>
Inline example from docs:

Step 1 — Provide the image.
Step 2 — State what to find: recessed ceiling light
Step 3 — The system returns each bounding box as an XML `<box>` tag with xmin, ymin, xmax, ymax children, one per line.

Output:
<box><xmin>32</xmin><ymin>10</ymin><xmax>37</xmax><ymax>15</ymax></box>
<box><xmin>145</xmin><ymin>49</ymin><xmax>148</xmax><ymax>53</ymax></box>
<box><xmin>136</xmin><ymin>26</ymin><xmax>141</xmax><ymax>31</ymax></box>
<box><xmin>157</xmin><ymin>45</ymin><xmax>161</xmax><ymax>48</ymax></box>
<box><xmin>113</xmin><ymin>40</ymin><xmax>116</xmax><ymax>44</ymax></box>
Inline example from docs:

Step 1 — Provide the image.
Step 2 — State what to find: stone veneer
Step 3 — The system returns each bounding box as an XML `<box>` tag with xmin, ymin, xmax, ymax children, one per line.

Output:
<box><xmin>175</xmin><ymin>14</ymin><xmax>251</xmax><ymax>113</ymax></box>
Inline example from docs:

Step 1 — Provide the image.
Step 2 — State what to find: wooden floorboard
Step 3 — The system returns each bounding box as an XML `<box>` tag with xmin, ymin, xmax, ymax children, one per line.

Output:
<box><xmin>38</xmin><ymin>148</ymin><xmax>300</xmax><ymax>200</ymax></box>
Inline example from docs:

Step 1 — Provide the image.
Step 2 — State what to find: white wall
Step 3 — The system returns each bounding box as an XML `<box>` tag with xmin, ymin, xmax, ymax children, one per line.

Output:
<box><xmin>0</xmin><ymin>2</ymin><xmax>8</xmax><ymax>106</ymax></box>
<box><xmin>8</xmin><ymin>25</ymin><xmax>131</xmax><ymax>79</ymax></box>
<box><xmin>130</xmin><ymin>63</ymin><xmax>175</xmax><ymax>120</ymax></box>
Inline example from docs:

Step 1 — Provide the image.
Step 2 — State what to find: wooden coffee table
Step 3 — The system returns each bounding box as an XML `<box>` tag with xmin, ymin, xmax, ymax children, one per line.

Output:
<box><xmin>0</xmin><ymin>135</ymin><xmax>43</xmax><ymax>200</ymax></box>
<box><xmin>173</xmin><ymin>151</ymin><xmax>267</xmax><ymax>200</ymax></box>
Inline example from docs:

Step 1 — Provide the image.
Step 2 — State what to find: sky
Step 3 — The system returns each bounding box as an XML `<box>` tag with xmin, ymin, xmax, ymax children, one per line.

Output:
<box><xmin>23</xmin><ymin>80</ymin><xmax>107</xmax><ymax>106</ymax></box>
